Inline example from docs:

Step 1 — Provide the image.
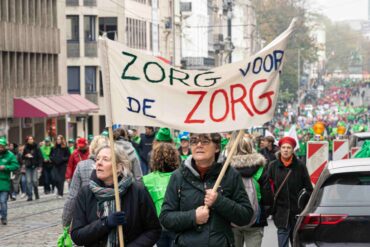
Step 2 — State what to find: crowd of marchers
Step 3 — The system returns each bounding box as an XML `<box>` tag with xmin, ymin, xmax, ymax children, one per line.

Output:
<box><xmin>0</xmin><ymin>127</ymin><xmax>312</xmax><ymax>247</ymax></box>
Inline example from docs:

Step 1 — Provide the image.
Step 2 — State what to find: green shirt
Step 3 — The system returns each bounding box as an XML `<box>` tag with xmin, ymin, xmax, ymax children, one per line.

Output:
<box><xmin>142</xmin><ymin>171</ymin><xmax>172</xmax><ymax>217</ymax></box>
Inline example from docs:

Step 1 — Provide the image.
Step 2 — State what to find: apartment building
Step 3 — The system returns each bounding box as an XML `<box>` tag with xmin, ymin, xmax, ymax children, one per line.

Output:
<box><xmin>66</xmin><ymin>0</ymin><xmax>176</xmax><ymax>135</ymax></box>
<box><xmin>0</xmin><ymin>0</ymin><xmax>67</xmax><ymax>143</ymax></box>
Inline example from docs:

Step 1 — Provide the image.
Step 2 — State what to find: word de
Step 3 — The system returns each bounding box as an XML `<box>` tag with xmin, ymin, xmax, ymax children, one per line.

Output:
<box><xmin>185</xmin><ymin>79</ymin><xmax>274</xmax><ymax>124</ymax></box>
<box><xmin>126</xmin><ymin>97</ymin><xmax>156</xmax><ymax>118</ymax></box>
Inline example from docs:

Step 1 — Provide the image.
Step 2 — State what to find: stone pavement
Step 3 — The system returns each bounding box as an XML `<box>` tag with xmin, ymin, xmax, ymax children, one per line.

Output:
<box><xmin>0</xmin><ymin>188</ymin><xmax>67</xmax><ymax>247</ymax></box>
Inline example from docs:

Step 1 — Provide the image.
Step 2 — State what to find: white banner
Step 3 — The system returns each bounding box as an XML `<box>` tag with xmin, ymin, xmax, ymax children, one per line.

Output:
<box><xmin>99</xmin><ymin>20</ymin><xmax>296</xmax><ymax>133</ymax></box>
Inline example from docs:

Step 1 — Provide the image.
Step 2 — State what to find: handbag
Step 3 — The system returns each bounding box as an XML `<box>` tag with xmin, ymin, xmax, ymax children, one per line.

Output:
<box><xmin>271</xmin><ymin>169</ymin><xmax>292</xmax><ymax>215</ymax></box>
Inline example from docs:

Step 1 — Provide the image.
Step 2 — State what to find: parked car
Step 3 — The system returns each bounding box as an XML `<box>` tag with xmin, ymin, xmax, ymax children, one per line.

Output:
<box><xmin>293</xmin><ymin>158</ymin><xmax>370</xmax><ymax>247</ymax></box>
<box><xmin>350</xmin><ymin>132</ymin><xmax>370</xmax><ymax>149</ymax></box>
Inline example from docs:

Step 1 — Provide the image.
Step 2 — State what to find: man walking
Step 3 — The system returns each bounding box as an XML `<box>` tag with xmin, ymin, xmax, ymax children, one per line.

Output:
<box><xmin>0</xmin><ymin>137</ymin><xmax>19</xmax><ymax>225</ymax></box>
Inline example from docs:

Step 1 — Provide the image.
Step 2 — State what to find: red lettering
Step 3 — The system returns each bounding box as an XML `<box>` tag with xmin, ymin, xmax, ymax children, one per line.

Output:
<box><xmin>230</xmin><ymin>84</ymin><xmax>254</xmax><ymax>120</ymax></box>
<box><xmin>184</xmin><ymin>91</ymin><xmax>207</xmax><ymax>124</ymax></box>
<box><xmin>250</xmin><ymin>79</ymin><xmax>274</xmax><ymax>114</ymax></box>
<box><xmin>210</xmin><ymin>89</ymin><xmax>229</xmax><ymax>122</ymax></box>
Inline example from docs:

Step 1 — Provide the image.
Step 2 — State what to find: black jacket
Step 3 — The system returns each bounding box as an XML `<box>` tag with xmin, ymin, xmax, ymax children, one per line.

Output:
<box><xmin>22</xmin><ymin>143</ymin><xmax>42</xmax><ymax>168</ymax></box>
<box><xmin>268</xmin><ymin>153</ymin><xmax>313</xmax><ymax>228</ymax></box>
<box><xmin>71</xmin><ymin>171</ymin><xmax>161</xmax><ymax>247</ymax></box>
<box><xmin>50</xmin><ymin>145</ymin><xmax>70</xmax><ymax>167</ymax></box>
<box><xmin>137</xmin><ymin>133</ymin><xmax>155</xmax><ymax>166</ymax></box>
<box><xmin>260</xmin><ymin>146</ymin><xmax>279</xmax><ymax>164</ymax></box>
<box><xmin>230</xmin><ymin>153</ymin><xmax>269</xmax><ymax>228</ymax></box>
<box><xmin>160</xmin><ymin>156</ymin><xmax>253</xmax><ymax>247</ymax></box>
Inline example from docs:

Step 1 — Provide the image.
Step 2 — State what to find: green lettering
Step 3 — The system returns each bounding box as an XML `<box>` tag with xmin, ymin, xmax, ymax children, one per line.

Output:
<box><xmin>194</xmin><ymin>71</ymin><xmax>221</xmax><ymax>87</ymax></box>
<box><xmin>143</xmin><ymin>62</ymin><xmax>166</xmax><ymax>83</ymax></box>
<box><xmin>169</xmin><ymin>68</ymin><xmax>190</xmax><ymax>86</ymax></box>
<box><xmin>121</xmin><ymin>51</ymin><xmax>140</xmax><ymax>81</ymax></box>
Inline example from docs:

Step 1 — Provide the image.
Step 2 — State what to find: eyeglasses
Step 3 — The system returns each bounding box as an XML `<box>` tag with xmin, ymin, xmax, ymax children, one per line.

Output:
<box><xmin>190</xmin><ymin>136</ymin><xmax>212</xmax><ymax>146</ymax></box>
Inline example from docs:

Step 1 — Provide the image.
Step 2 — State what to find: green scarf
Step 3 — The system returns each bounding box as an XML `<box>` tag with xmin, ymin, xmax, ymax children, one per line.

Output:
<box><xmin>89</xmin><ymin>176</ymin><xmax>133</xmax><ymax>247</ymax></box>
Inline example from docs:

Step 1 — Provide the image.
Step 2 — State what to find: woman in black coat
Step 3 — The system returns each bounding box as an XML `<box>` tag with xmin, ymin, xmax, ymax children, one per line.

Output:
<box><xmin>71</xmin><ymin>142</ymin><xmax>161</xmax><ymax>247</ymax></box>
<box><xmin>22</xmin><ymin>136</ymin><xmax>43</xmax><ymax>201</ymax></box>
<box><xmin>50</xmin><ymin>135</ymin><xmax>70</xmax><ymax>198</ymax></box>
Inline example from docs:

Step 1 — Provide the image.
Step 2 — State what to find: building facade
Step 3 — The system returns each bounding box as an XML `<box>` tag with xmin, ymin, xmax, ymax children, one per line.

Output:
<box><xmin>0</xmin><ymin>0</ymin><xmax>67</xmax><ymax>143</ymax></box>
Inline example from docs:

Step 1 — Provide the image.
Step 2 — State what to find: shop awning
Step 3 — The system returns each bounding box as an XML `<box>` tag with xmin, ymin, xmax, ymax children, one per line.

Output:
<box><xmin>13</xmin><ymin>94</ymin><xmax>99</xmax><ymax>118</ymax></box>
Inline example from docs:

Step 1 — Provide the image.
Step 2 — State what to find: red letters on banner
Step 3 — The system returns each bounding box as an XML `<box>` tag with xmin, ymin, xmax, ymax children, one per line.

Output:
<box><xmin>184</xmin><ymin>79</ymin><xmax>274</xmax><ymax>124</ymax></box>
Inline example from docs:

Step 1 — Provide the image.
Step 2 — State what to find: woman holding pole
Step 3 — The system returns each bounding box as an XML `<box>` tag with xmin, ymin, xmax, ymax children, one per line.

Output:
<box><xmin>160</xmin><ymin>132</ymin><xmax>253</xmax><ymax>246</ymax></box>
<box><xmin>70</xmin><ymin>142</ymin><xmax>161</xmax><ymax>246</ymax></box>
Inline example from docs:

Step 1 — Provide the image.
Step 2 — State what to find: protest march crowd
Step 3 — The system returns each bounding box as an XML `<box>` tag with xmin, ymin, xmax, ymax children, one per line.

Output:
<box><xmin>0</xmin><ymin>83</ymin><xmax>369</xmax><ymax>247</ymax></box>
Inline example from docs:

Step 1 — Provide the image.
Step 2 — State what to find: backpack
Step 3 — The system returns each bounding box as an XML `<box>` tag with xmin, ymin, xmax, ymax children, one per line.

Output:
<box><xmin>232</xmin><ymin>176</ymin><xmax>259</xmax><ymax>229</ymax></box>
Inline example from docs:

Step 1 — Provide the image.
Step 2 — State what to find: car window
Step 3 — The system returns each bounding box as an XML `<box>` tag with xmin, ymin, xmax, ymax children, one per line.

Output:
<box><xmin>317</xmin><ymin>172</ymin><xmax>370</xmax><ymax>207</ymax></box>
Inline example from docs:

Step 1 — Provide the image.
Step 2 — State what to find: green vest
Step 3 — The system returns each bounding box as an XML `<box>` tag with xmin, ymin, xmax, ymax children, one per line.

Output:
<box><xmin>142</xmin><ymin>171</ymin><xmax>172</xmax><ymax>216</ymax></box>
<box><xmin>252</xmin><ymin>166</ymin><xmax>264</xmax><ymax>202</ymax></box>
<box><xmin>40</xmin><ymin>145</ymin><xmax>53</xmax><ymax>161</ymax></box>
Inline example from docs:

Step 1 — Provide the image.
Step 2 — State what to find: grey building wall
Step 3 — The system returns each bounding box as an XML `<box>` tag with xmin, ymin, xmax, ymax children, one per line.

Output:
<box><xmin>0</xmin><ymin>0</ymin><xmax>61</xmax><ymax>119</ymax></box>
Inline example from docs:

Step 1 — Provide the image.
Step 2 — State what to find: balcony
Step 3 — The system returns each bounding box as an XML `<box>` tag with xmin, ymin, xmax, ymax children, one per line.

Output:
<box><xmin>84</xmin><ymin>0</ymin><xmax>97</xmax><ymax>7</ymax></box>
<box><xmin>67</xmin><ymin>41</ymin><xmax>80</xmax><ymax>58</ymax></box>
<box><xmin>181</xmin><ymin>57</ymin><xmax>215</xmax><ymax>70</ymax></box>
<box><xmin>84</xmin><ymin>41</ymin><xmax>97</xmax><ymax>57</ymax></box>
<box><xmin>66</xmin><ymin>0</ymin><xmax>79</xmax><ymax>6</ymax></box>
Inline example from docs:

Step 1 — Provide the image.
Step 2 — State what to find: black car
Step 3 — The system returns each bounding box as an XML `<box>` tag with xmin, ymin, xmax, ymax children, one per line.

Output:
<box><xmin>293</xmin><ymin>158</ymin><xmax>370</xmax><ymax>246</ymax></box>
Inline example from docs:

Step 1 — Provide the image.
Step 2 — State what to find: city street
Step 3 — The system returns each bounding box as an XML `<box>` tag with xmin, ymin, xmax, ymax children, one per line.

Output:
<box><xmin>0</xmin><ymin>191</ymin><xmax>65</xmax><ymax>247</ymax></box>
<box><xmin>0</xmin><ymin>186</ymin><xmax>280</xmax><ymax>247</ymax></box>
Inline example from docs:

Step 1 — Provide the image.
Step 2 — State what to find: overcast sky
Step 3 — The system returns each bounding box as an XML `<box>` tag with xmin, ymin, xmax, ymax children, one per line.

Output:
<box><xmin>308</xmin><ymin>0</ymin><xmax>368</xmax><ymax>21</ymax></box>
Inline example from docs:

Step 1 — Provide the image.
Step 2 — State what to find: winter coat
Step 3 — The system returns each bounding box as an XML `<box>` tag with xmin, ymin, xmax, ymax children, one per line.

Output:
<box><xmin>50</xmin><ymin>145</ymin><xmax>70</xmax><ymax>167</ymax></box>
<box><xmin>137</xmin><ymin>133</ymin><xmax>155</xmax><ymax>167</ymax></box>
<box><xmin>230</xmin><ymin>153</ymin><xmax>268</xmax><ymax>228</ymax></box>
<box><xmin>22</xmin><ymin>143</ymin><xmax>42</xmax><ymax>168</ymax></box>
<box><xmin>259</xmin><ymin>146</ymin><xmax>279</xmax><ymax>164</ymax></box>
<box><xmin>71</xmin><ymin>171</ymin><xmax>161</xmax><ymax>247</ymax></box>
<box><xmin>116</xmin><ymin>140</ymin><xmax>143</xmax><ymax>181</ymax></box>
<box><xmin>0</xmin><ymin>150</ymin><xmax>19</xmax><ymax>191</ymax></box>
<box><xmin>160</xmin><ymin>156</ymin><xmax>253</xmax><ymax>247</ymax></box>
<box><xmin>268</xmin><ymin>153</ymin><xmax>313</xmax><ymax>228</ymax></box>
<box><xmin>65</xmin><ymin>149</ymin><xmax>89</xmax><ymax>180</ymax></box>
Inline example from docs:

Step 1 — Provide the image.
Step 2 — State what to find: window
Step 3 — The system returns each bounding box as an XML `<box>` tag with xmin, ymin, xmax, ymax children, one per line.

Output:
<box><xmin>99</xmin><ymin>70</ymin><xmax>104</xmax><ymax>96</ymax></box>
<box><xmin>67</xmin><ymin>66</ymin><xmax>80</xmax><ymax>93</ymax></box>
<box><xmin>99</xmin><ymin>17</ymin><xmax>117</xmax><ymax>40</ymax></box>
<box><xmin>84</xmin><ymin>16</ymin><xmax>96</xmax><ymax>41</ymax></box>
<box><xmin>126</xmin><ymin>17</ymin><xmax>147</xmax><ymax>50</ymax></box>
<box><xmin>85</xmin><ymin>66</ymin><xmax>96</xmax><ymax>93</ymax></box>
<box><xmin>66</xmin><ymin>16</ymin><xmax>79</xmax><ymax>41</ymax></box>
<box><xmin>317</xmin><ymin>172</ymin><xmax>370</xmax><ymax>207</ymax></box>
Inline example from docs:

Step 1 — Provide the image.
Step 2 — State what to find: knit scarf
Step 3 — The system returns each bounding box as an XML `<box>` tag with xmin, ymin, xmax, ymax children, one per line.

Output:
<box><xmin>89</xmin><ymin>176</ymin><xmax>133</xmax><ymax>247</ymax></box>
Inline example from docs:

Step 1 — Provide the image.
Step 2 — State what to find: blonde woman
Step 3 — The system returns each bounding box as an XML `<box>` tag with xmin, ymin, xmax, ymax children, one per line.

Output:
<box><xmin>62</xmin><ymin>135</ymin><xmax>108</xmax><ymax>227</ymax></box>
<box><xmin>71</xmin><ymin>143</ymin><xmax>161</xmax><ymax>246</ymax></box>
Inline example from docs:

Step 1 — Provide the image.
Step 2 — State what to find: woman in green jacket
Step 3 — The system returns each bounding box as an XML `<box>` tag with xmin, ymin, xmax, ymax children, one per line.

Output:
<box><xmin>160</xmin><ymin>133</ymin><xmax>253</xmax><ymax>247</ymax></box>
<box><xmin>0</xmin><ymin>137</ymin><xmax>19</xmax><ymax>225</ymax></box>
<box><xmin>143</xmin><ymin>142</ymin><xmax>180</xmax><ymax>247</ymax></box>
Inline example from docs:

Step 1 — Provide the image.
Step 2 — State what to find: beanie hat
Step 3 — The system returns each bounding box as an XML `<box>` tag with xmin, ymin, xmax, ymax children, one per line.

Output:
<box><xmin>155</xmin><ymin>128</ymin><xmax>173</xmax><ymax>142</ymax></box>
<box><xmin>68</xmin><ymin>138</ymin><xmax>75</xmax><ymax>143</ymax></box>
<box><xmin>101</xmin><ymin>130</ymin><xmax>109</xmax><ymax>137</ymax></box>
<box><xmin>278</xmin><ymin>136</ymin><xmax>297</xmax><ymax>149</ymax></box>
<box><xmin>0</xmin><ymin>137</ymin><xmax>7</xmax><ymax>146</ymax></box>
<box><xmin>77</xmin><ymin>138</ymin><xmax>88</xmax><ymax>148</ymax></box>
<box><xmin>44</xmin><ymin>137</ymin><xmax>51</xmax><ymax>142</ymax></box>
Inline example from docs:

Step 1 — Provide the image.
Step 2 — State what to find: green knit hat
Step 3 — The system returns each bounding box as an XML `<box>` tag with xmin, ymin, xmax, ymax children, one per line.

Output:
<box><xmin>0</xmin><ymin>137</ymin><xmax>7</xmax><ymax>146</ymax></box>
<box><xmin>155</xmin><ymin>128</ymin><xmax>173</xmax><ymax>142</ymax></box>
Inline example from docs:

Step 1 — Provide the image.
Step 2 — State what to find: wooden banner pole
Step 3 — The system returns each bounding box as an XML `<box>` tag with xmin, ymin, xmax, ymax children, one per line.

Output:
<box><xmin>211</xmin><ymin>129</ymin><xmax>244</xmax><ymax>193</ymax></box>
<box><xmin>99</xmin><ymin>37</ymin><xmax>124</xmax><ymax>247</ymax></box>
